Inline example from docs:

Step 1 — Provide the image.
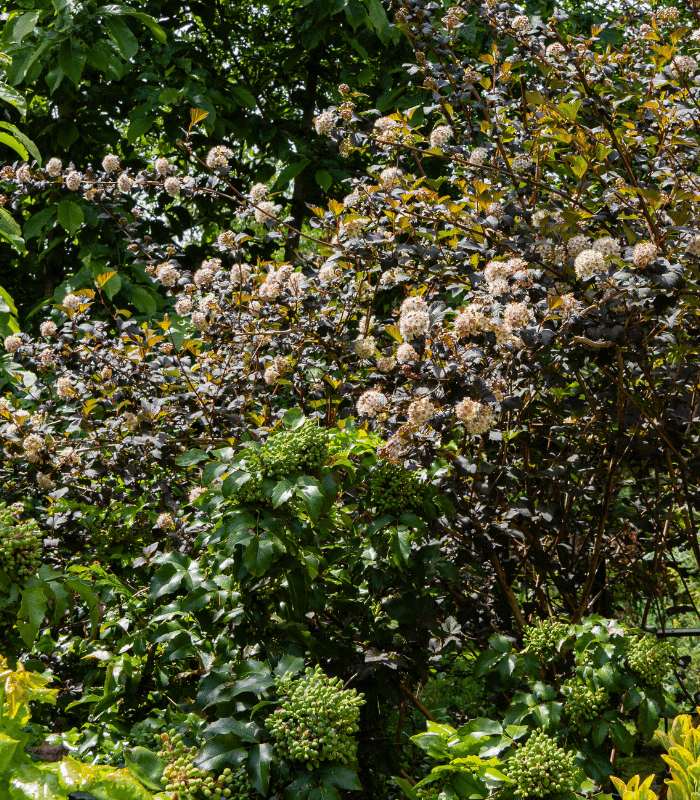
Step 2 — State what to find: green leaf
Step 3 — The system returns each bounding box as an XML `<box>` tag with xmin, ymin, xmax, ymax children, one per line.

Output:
<box><xmin>390</xmin><ymin>528</ymin><xmax>411</xmax><ymax>567</ymax></box>
<box><xmin>272</xmin><ymin>478</ymin><xmax>295</xmax><ymax>508</ymax></box>
<box><xmin>57</xmin><ymin>200</ymin><xmax>84</xmax><ymax>237</ymax></box>
<box><xmin>3</xmin><ymin>11</ymin><xmax>40</xmax><ymax>45</ymax></box>
<box><xmin>0</xmin><ymin>123</ymin><xmax>41</xmax><ymax>164</ymax></box>
<box><xmin>176</xmin><ymin>449</ymin><xmax>209</xmax><ymax>466</ymax></box>
<box><xmin>317</xmin><ymin>765</ymin><xmax>362</xmax><ymax>791</ymax></box>
<box><xmin>130</xmin><ymin>285</ymin><xmax>158</xmax><ymax>316</ymax></box>
<box><xmin>315</xmin><ymin>169</ymin><xmax>332</xmax><ymax>192</ymax></box>
<box><xmin>124</xmin><ymin>747</ymin><xmax>165</xmax><ymax>791</ymax></box>
<box><xmin>286</xmin><ymin>567</ymin><xmax>307</xmax><ymax>616</ymax></box>
<box><xmin>274</xmin><ymin>159</ymin><xmax>310</xmax><ymax>191</ymax></box>
<box><xmin>0</xmin><ymin>83</ymin><xmax>27</xmax><ymax>115</ymax></box>
<box><xmin>126</xmin><ymin>116</ymin><xmax>153</xmax><ymax>144</ymax></box>
<box><xmin>45</xmin><ymin>65</ymin><xmax>64</xmax><ymax>93</ymax></box>
<box><xmin>104</xmin><ymin>16</ymin><xmax>139</xmax><ymax>60</ymax></box>
<box><xmin>295</xmin><ymin>477</ymin><xmax>323</xmax><ymax>521</ymax></box>
<box><xmin>344</xmin><ymin>0</ymin><xmax>366</xmax><ymax>29</ymax></box>
<box><xmin>638</xmin><ymin>697</ymin><xmax>660</xmax><ymax>741</ymax></box>
<box><xmin>242</xmin><ymin>533</ymin><xmax>283</xmax><ymax>577</ymax></box>
<box><xmin>123</xmin><ymin>10</ymin><xmax>167</xmax><ymax>43</ymax></box>
<box><xmin>230</xmin><ymin>85</ymin><xmax>256</xmax><ymax>109</ymax></box>
<box><xmin>248</xmin><ymin>743</ymin><xmax>274</xmax><ymax>796</ymax></box>
<box><xmin>366</xmin><ymin>0</ymin><xmax>392</xmax><ymax>43</ymax></box>
<box><xmin>0</xmin><ymin>208</ymin><xmax>26</xmax><ymax>254</ymax></box>
<box><xmin>17</xmin><ymin>585</ymin><xmax>48</xmax><ymax>647</ymax></box>
<box><xmin>0</xmin><ymin>132</ymin><xmax>28</xmax><ymax>160</ymax></box>
<box><xmin>488</xmin><ymin>633</ymin><xmax>513</xmax><ymax>653</ymax></box>
<box><xmin>273</xmin><ymin>653</ymin><xmax>305</xmax><ymax>678</ymax></box>
<box><xmin>9</xmin><ymin>760</ymin><xmax>63</xmax><ymax>800</ymax></box>
<box><xmin>0</xmin><ymin>731</ymin><xmax>19</xmax><ymax>773</ymax></box>
<box><xmin>88</xmin><ymin>41</ymin><xmax>125</xmax><ymax>80</ymax></box>
<box><xmin>592</xmin><ymin>720</ymin><xmax>608</xmax><ymax>747</ymax></box>
<box><xmin>58</xmin><ymin>38</ymin><xmax>86</xmax><ymax>87</ymax></box>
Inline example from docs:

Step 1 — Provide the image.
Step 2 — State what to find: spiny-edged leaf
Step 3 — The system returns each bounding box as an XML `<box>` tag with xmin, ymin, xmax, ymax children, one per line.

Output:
<box><xmin>242</xmin><ymin>533</ymin><xmax>284</xmax><ymax>577</ymax></box>
<box><xmin>247</xmin><ymin>743</ymin><xmax>275</xmax><ymax>796</ymax></box>
<box><xmin>272</xmin><ymin>477</ymin><xmax>295</xmax><ymax>507</ymax></box>
<box><xmin>273</xmin><ymin>653</ymin><xmax>305</xmax><ymax>678</ymax></box>
<box><xmin>190</xmin><ymin>107</ymin><xmax>209</xmax><ymax>126</ymax></box>
<box><xmin>17</xmin><ymin>584</ymin><xmax>48</xmax><ymax>647</ymax></box>
<box><xmin>124</xmin><ymin>747</ymin><xmax>165</xmax><ymax>791</ymax></box>
<box><xmin>317</xmin><ymin>765</ymin><xmax>362</xmax><ymax>791</ymax></box>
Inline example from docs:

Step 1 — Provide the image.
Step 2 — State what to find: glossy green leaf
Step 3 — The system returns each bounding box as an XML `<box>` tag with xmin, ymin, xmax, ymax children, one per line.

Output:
<box><xmin>57</xmin><ymin>200</ymin><xmax>84</xmax><ymax>237</ymax></box>
<box><xmin>247</xmin><ymin>743</ymin><xmax>274</xmax><ymax>796</ymax></box>
<box><xmin>124</xmin><ymin>747</ymin><xmax>165</xmax><ymax>791</ymax></box>
<box><xmin>104</xmin><ymin>16</ymin><xmax>139</xmax><ymax>60</ymax></box>
<box><xmin>58</xmin><ymin>38</ymin><xmax>86</xmax><ymax>87</ymax></box>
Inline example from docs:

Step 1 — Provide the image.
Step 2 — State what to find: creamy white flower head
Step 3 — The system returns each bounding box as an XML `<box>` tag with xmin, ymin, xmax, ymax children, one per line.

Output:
<box><xmin>156</xmin><ymin>512</ymin><xmax>176</xmax><ymax>531</ymax></box>
<box><xmin>217</xmin><ymin>231</ymin><xmax>236</xmax><ymax>249</ymax></box>
<box><xmin>574</xmin><ymin>249</ymin><xmax>606</xmax><ymax>280</ymax></box>
<box><xmin>264</xmin><ymin>366</ymin><xmax>280</xmax><ymax>385</ymax></box>
<box><xmin>379</xmin><ymin>167</ymin><xmax>403</xmax><ymax>188</ymax></box>
<box><xmin>593</xmin><ymin>236</ymin><xmax>621</xmax><ymax>259</ymax></box>
<box><xmin>155</xmin><ymin>262</ymin><xmax>180</xmax><ymax>287</ymax></box>
<box><xmin>455</xmin><ymin>398</ymin><xmax>494</xmax><ymax>435</ymax></box>
<box><xmin>4</xmin><ymin>335</ymin><xmax>22</xmax><ymax>353</ymax></box>
<box><xmin>191</xmin><ymin>311</ymin><xmax>209</xmax><ymax>331</ymax></box>
<box><xmin>65</xmin><ymin>171</ymin><xmax>82</xmax><ymax>191</ymax></box>
<box><xmin>377</xmin><ymin>356</ymin><xmax>396</xmax><ymax>373</ymax></box>
<box><xmin>400</xmin><ymin>296</ymin><xmax>428</xmax><ymax>315</ymax></box>
<box><xmin>56</xmin><ymin>376</ymin><xmax>74</xmax><ymax>400</ymax></box>
<box><xmin>469</xmin><ymin>147</ymin><xmax>488</xmax><ymax>166</ymax></box>
<box><xmin>39</xmin><ymin>320</ymin><xmax>58</xmax><ymax>337</ymax></box>
<box><xmin>430</xmin><ymin>125</ymin><xmax>452</xmax><ymax>148</ymax></box>
<box><xmin>503</xmin><ymin>302</ymin><xmax>530</xmax><ymax>330</ymax></box>
<box><xmin>408</xmin><ymin>397</ymin><xmax>435</xmax><ymax>426</ymax></box>
<box><xmin>686</xmin><ymin>234</ymin><xmax>700</xmax><ymax>256</ymax></box>
<box><xmin>193</xmin><ymin>267</ymin><xmax>215</xmax><ymax>287</ymax></box>
<box><xmin>566</xmin><ymin>233</ymin><xmax>591</xmax><ymax>259</ymax></box>
<box><xmin>250</xmin><ymin>183</ymin><xmax>267</xmax><ymax>204</ymax></box>
<box><xmin>357</xmin><ymin>389</ymin><xmax>388</xmax><ymax>417</ymax></box>
<box><xmin>117</xmin><ymin>172</ymin><xmax>133</xmax><ymax>192</ymax></box>
<box><xmin>399</xmin><ymin>309</ymin><xmax>430</xmax><ymax>341</ymax></box>
<box><xmin>396</xmin><ymin>343</ymin><xmax>419</xmax><ymax>364</ymax></box>
<box><xmin>511</xmin><ymin>153</ymin><xmax>533</xmax><ymax>172</ymax></box>
<box><xmin>155</xmin><ymin>157</ymin><xmax>170</xmax><ymax>175</ymax></box>
<box><xmin>102</xmin><ymin>154</ymin><xmax>120</xmax><ymax>173</ymax></box>
<box><xmin>230</xmin><ymin>263</ymin><xmax>251</xmax><ymax>283</ymax></box>
<box><xmin>632</xmin><ymin>241</ymin><xmax>658</xmax><ymax>268</ymax></box>
<box><xmin>314</xmin><ymin>110</ymin><xmax>335</xmax><ymax>135</ymax></box>
<box><xmin>354</xmin><ymin>336</ymin><xmax>376</xmax><ymax>359</ymax></box>
<box><xmin>206</xmin><ymin>145</ymin><xmax>234</xmax><ymax>169</ymax></box>
<box><xmin>62</xmin><ymin>293</ymin><xmax>82</xmax><ymax>311</ymax></box>
<box><xmin>174</xmin><ymin>297</ymin><xmax>192</xmax><ymax>316</ymax></box>
<box><xmin>254</xmin><ymin>201</ymin><xmax>278</xmax><ymax>225</ymax></box>
<box><xmin>455</xmin><ymin>306</ymin><xmax>485</xmax><ymax>338</ymax></box>
<box><xmin>511</xmin><ymin>14</ymin><xmax>530</xmax><ymax>31</ymax></box>
<box><xmin>46</xmin><ymin>158</ymin><xmax>62</xmax><ymax>177</ymax></box>
<box><xmin>164</xmin><ymin>176</ymin><xmax>180</xmax><ymax>196</ymax></box>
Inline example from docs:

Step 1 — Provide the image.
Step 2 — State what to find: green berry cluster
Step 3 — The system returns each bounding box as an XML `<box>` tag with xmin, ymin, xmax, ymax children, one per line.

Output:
<box><xmin>259</xmin><ymin>421</ymin><xmax>329</xmax><ymax>479</ymax></box>
<box><xmin>505</xmin><ymin>731</ymin><xmax>578</xmax><ymax>798</ymax></box>
<box><xmin>522</xmin><ymin>619</ymin><xmax>571</xmax><ymax>662</ymax></box>
<box><xmin>265</xmin><ymin>666</ymin><xmax>365</xmax><ymax>768</ymax></box>
<box><xmin>416</xmin><ymin>786</ymin><xmax>441</xmax><ymax>800</ymax></box>
<box><xmin>0</xmin><ymin>503</ymin><xmax>41</xmax><ymax>581</ymax></box>
<box><xmin>627</xmin><ymin>635</ymin><xmax>676</xmax><ymax>687</ymax></box>
<box><xmin>225</xmin><ymin>768</ymin><xmax>254</xmax><ymax>800</ymax></box>
<box><xmin>156</xmin><ymin>729</ymin><xmax>235</xmax><ymax>800</ymax></box>
<box><xmin>368</xmin><ymin>462</ymin><xmax>426</xmax><ymax>516</ymax></box>
<box><xmin>563</xmin><ymin>680</ymin><xmax>609</xmax><ymax>732</ymax></box>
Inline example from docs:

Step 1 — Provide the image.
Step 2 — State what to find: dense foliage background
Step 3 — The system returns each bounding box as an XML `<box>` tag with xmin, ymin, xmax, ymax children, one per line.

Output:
<box><xmin>2</xmin><ymin>0</ymin><xmax>700</xmax><ymax>799</ymax></box>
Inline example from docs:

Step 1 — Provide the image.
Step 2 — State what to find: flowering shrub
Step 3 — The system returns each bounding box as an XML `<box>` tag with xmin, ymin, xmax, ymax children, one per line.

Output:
<box><xmin>0</xmin><ymin>0</ymin><xmax>699</xmax><ymax>795</ymax></box>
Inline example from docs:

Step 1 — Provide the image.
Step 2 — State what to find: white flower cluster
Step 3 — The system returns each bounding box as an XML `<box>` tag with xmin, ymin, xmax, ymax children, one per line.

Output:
<box><xmin>408</xmin><ymin>397</ymin><xmax>434</xmax><ymax>425</ymax></box>
<box><xmin>354</xmin><ymin>337</ymin><xmax>376</xmax><ymax>359</ymax></box>
<box><xmin>117</xmin><ymin>172</ymin><xmax>133</xmax><ymax>192</ymax></box>
<box><xmin>357</xmin><ymin>389</ymin><xmax>388</xmax><ymax>417</ymax></box>
<box><xmin>593</xmin><ymin>236</ymin><xmax>621</xmax><ymax>258</ymax></box>
<box><xmin>342</xmin><ymin>217</ymin><xmax>368</xmax><ymax>239</ymax></box>
<box><xmin>574</xmin><ymin>249</ymin><xmax>606</xmax><ymax>280</ymax></box>
<box><xmin>469</xmin><ymin>147</ymin><xmax>488</xmax><ymax>166</ymax></box>
<box><xmin>396</xmin><ymin>343</ymin><xmax>419</xmax><ymax>364</ymax></box>
<box><xmin>380</xmin><ymin>167</ymin><xmax>403</xmax><ymax>188</ymax></box>
<box><xmin>318</xmin><ymin>264</ymin><xmax>340</xmax><ymax>282</ymax></box>
<box><xmin>174</xmin><ymin>297</ymin><xmax>192</xmax><ymax>316</ymax></box>
<box><xmin>193</xmin><ymin>266</ymin><xmax>214</xmax><ymax>288</ymax></box>
<box><xmin>376</xmin><ymin>356</ymin><xmax>396</xmax><ymax>372</ymax></box>
<box><xmin>399</xmin><ymin>296</ymin><xmax>430</xmax><ymax>341</ymax></box>
<box><xmin>314</xmin><ymin>111</ymin><xmax>335</xmax><ymax>135</ymax></box>
<box><xmin>546</xmin><ymin>42</ymin><xmax>565</xmax><ymax>58</ymax></box>
<box><xmin>632</xmin><ymin>241</ymin><xmax>658</xmax><ymax>268</ymax></box>
<box><xmin>155</xmin><ymin>157</ymin><xmax>169</xmax><ymax>175</ymax></box>
<box><xmin>566</xmin><ymin>233</ymin><xmax>591</xmax><ymax>259</ymax></box>
<box><xmin>250</xmin><ymin>183</ymin><xmax>267</xmax><ymax>204</ymax></box>
<box><xmin>429</xmin><ymin>125</ymin><xmax>452</xmax><ymax>148</ymax></box>
<box><xmin>455</xmin><ymin>305</ymin><xmax>486</xmax><ymax>338</ymax></box>
<box><xmin>375</xmin><ymin>116</ymin><xmax>400</xmax><ymax>147</ymax></box>
<box><xmin>206</xmin><ymin>146</ymin><xmax>234</xmax><ymax>169</ymax></box>
<box><xmin>686</xmin><ymin>234</ymin><xmax>700</xmax><ymax>256</ymax></box>
<box><xmin>483</xmin><ymin>257</ymin><xmax>526</xmax><ymax>295</ymax></box>
<box><xmin>230</xmin><ymin>263</ymin><xmax>251</xmax><ymax>284</ymax></box>
<box><xmin>192</xmin><ymin>311</ymin><xmax>209</xmax><ymax>331</ymax></box>
<box><xmin>62</xmin><ymin>293</ymin><xmax>83</xmax><ymax>311</ymax></box>
<box><xmin>66</xmin><ymin>171</ymin><xmax>81</xmax><ymax>190</ymax></box>
<box><xmin>155</xmin><ymin>262</ymin><xmax>180</xmax><ymax>287</ymax></box>
<box><xmin>40</xmin><ymin>321</ymin><xmax>57</xmax><ymax>337</ymax></box>
<box><xmin>455</xmin><ymin>398</ymin><xmax>495</xmax><ymax>435</ymax></box>
<box><xmin>503</xmin><ymin>301</ymin><xmax>530</xmax><ymax>329</ymax></box>
<box><xmin>102</xmin><ymin>154</ymin><xmax>120</xmax><ymax>173</ymax></box>
<box><xmin>254</xmin><ymin>200</ymin><xmax>279</xmax><ymax>225</ymax></box>
<box><xmin>46</xmin><ymin>158</ymin><xmax>62</xmax><ymax>177</ymax></box>
<box><xmin>670</xmin><ymin>55</ymin><xmax>698</xmax><ymax>76</ymax></box>
<box><xmin>56</xmin><ymin>376</ymin><xmax>74</xmax><ymax>400</ymax></box>
<box><xmin>164</xmin><ymin>177</ymin><xmax>180</xmax><ymax>197</ymax></box>
<box><xmin>264</xmin><ymin>366</ymin><xmax>279</xmax><ymax>384</ymax></box>
<box><xmin>511</xmin><ymin>14</ymin><xmax>530</xmax><ymax>31</ymax></box>
<box><xmin>217</xmin><ymin>231</ymin><xmax>236</xmax><ymax>249</ymax></box>
<box><xmin>156</xmin><ymin>513</ymin><xmax>176</xmax><ymax>531</ymax></box>
<box><xmin>511</xmin><ymin>153</ymin><xmax>533</xmax><ymax>171</ymax></box>
<box><xmin>485</xmin><ymin>202</ymin><xmax>505</xmax><ymax>218</ymax></box>
<box><xmin>3</xmin><ymin>335</ymin><xmax>22</xmax><ymax>353</ymax></box>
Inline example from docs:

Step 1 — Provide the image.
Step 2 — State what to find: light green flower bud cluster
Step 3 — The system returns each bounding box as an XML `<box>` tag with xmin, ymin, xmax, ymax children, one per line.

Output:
<box><xmin>627</xmin><ymin>635</ymin><xmax>676</xmax><ymax>687</ymax></box>
<box><xmin>368</xmin><ymin>462</ymin><xmax>426</xmax><ymax>516</ymax></box>
<box><xmin>522</xmin><ymin>618</ymin><xmax>571</xmax><ymax>662</ymax></box>
<box><xmin>562</xmin><ymin>680</ymin><xmax>609</xmax><ymax>732</ymax></box>
<box><xmin>156</xmin><ymin>729</ymin><xmax>235</xmax><ymax>800</ymax></box>
<box><xmin>259</xmin><ymin>421</ymin><xmax>329</xmax><ymax>479</ymax></box>
<box><xmin>265</xmin><ymin>666</ymin><xmax>365</xmax><ymax>768</ymax></box>
<box><xmin>0</xmin><ymin>503</ymin><xmax>41</xmax><ymax>581</ymax></box>
<box><xmin>505</xmin><ymin>731</ymin><xmax>578</xmax><ymax>798</ymax></box>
